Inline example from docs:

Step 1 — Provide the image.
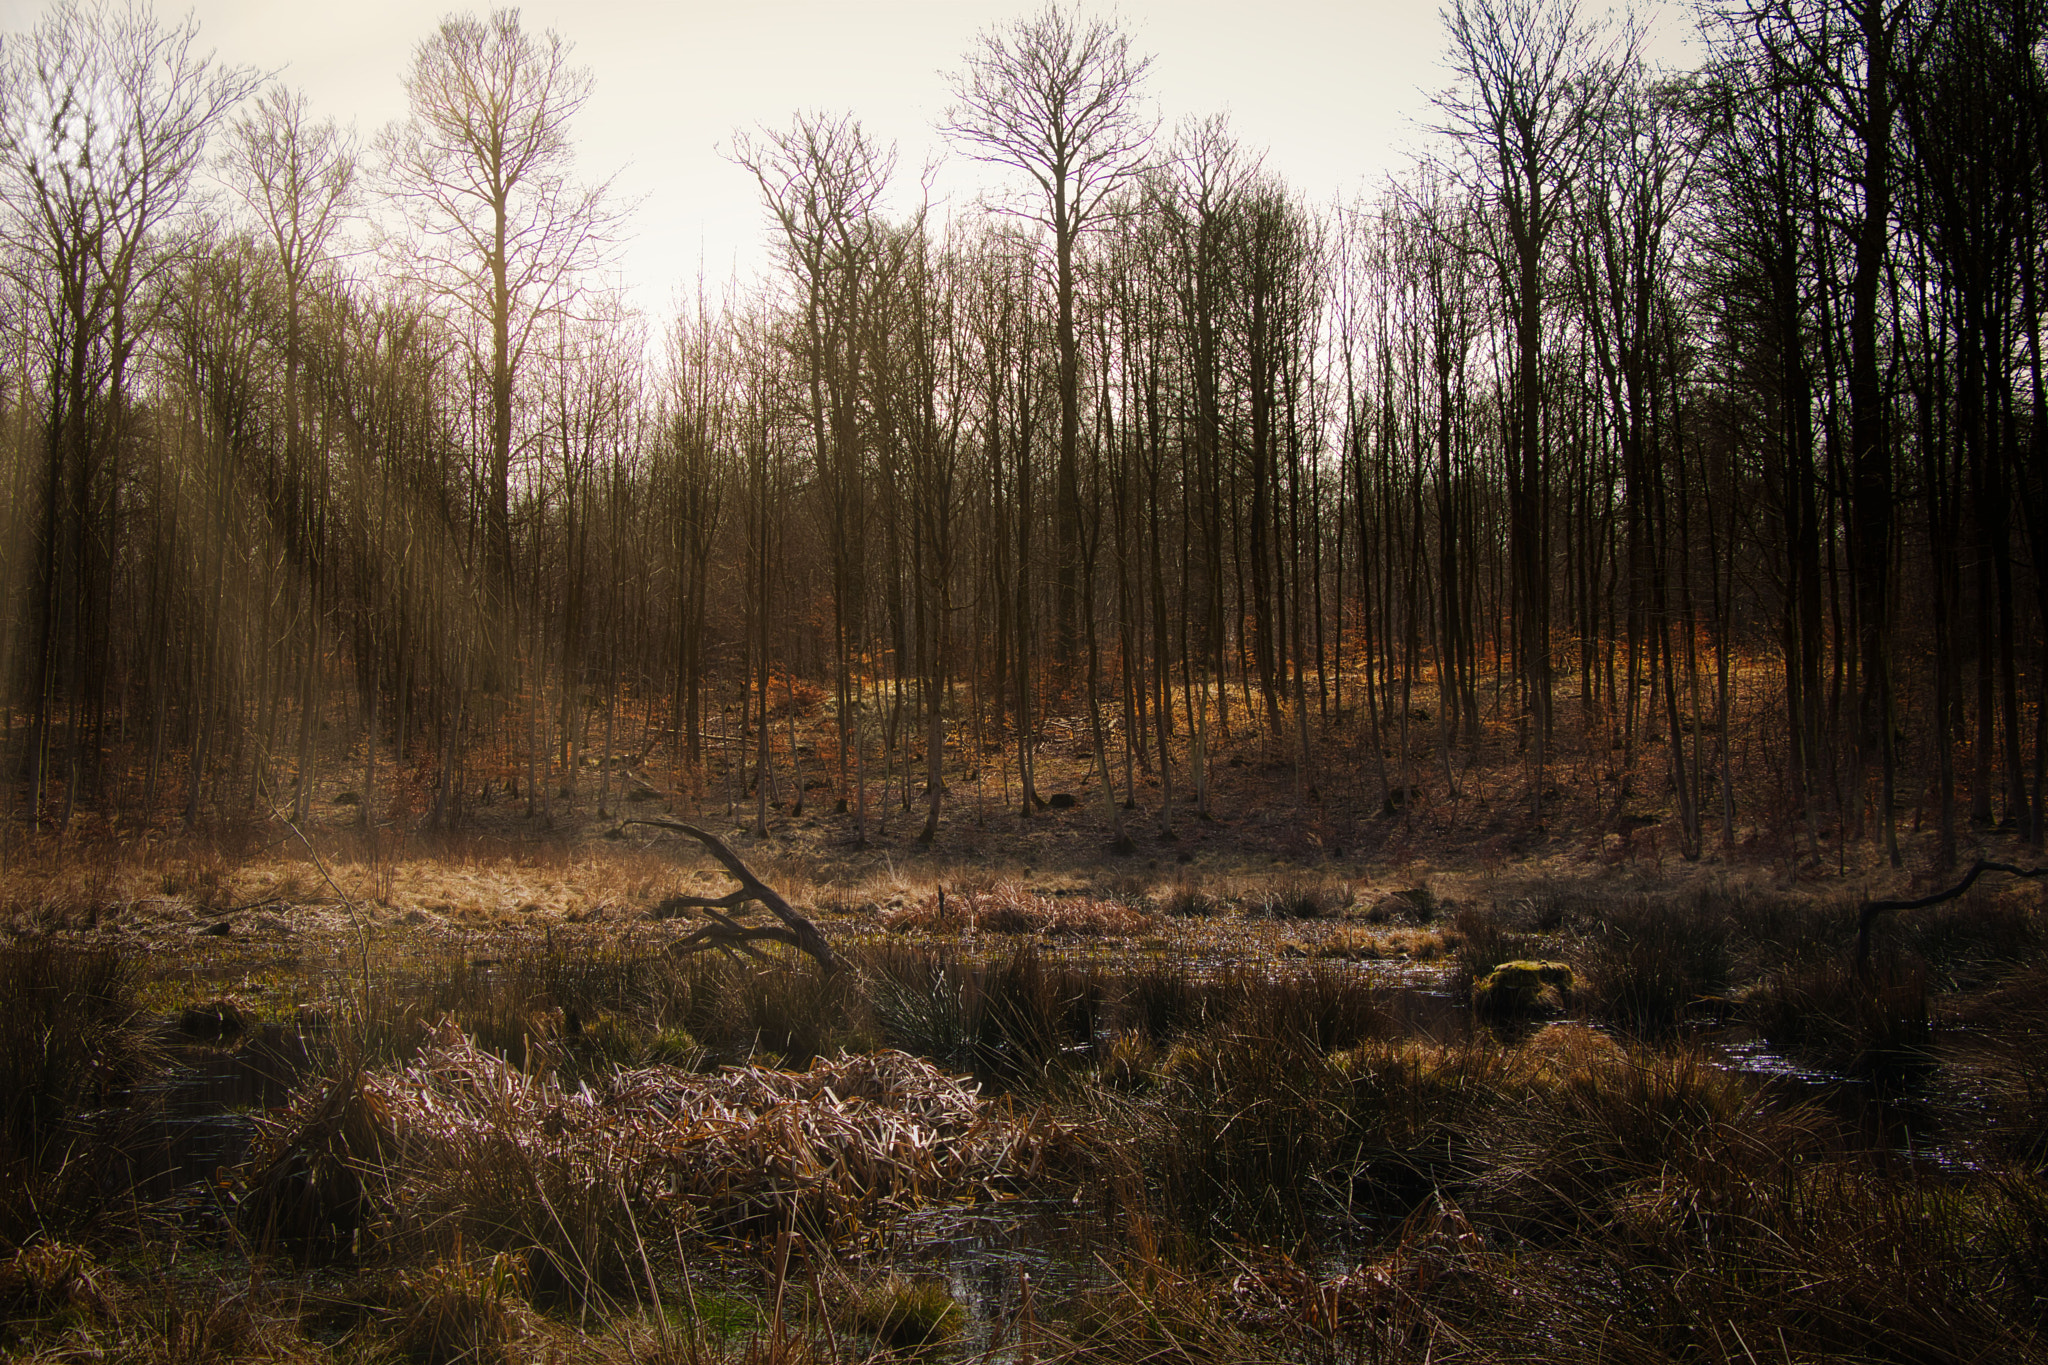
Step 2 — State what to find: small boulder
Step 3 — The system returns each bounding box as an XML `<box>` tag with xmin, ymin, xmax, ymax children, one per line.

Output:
<box><xmin>1473</xmin><ymin>960</ymin><xmax>1574</xmax><ymax>1017</ymax></box>
<box><xmin>180</xmin><ymin>997</ymin><xmax>250</xmax><ymax>1039</ymax></box>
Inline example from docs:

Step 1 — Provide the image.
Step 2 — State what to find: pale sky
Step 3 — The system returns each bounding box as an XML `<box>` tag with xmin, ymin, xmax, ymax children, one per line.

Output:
<box><xmin>0</xmin><ymin>0</ymin><xmax>1704</xmax><ymax>327</ymax></box>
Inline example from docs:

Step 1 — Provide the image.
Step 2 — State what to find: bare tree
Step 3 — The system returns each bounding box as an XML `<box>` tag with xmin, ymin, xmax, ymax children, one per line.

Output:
<box><xmin>1570</xmin><ymin>71</ymin><xmax>1701</xmax><ymax>856</ymax></box>
<box><xmin>0</xmin><ymin>0</ymin><xmax>257</xmax><ymax>822</ymax></box>
<box><xmin>1437</xmin><ymin>0</ymin><xmax>1626</xmax><ymax>815</ymax></box>
<box><xmin>732</xmin><ymin>112</ymin><xmax>893</xmax><ymax>841</ymax></box>
<box><xmin>945</xmin><ymin>3</ymin><xmax>1155</xmax><ymax>670</ymax></box>
<box><xmin>222</xmin><ymin>83</ymin><xmax>356</xmax><ymax>821</ymax></box>
<box><xmin>378</xmin><ymin>8</ymin><xmax>616</xmax><ymax>629</ymax></box>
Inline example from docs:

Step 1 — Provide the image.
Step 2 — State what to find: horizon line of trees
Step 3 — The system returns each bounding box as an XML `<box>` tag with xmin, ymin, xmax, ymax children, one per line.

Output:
<box><xmin>0</xmin><ymin>0</ymin><xmax>2043</xmax><ymax>869</ymax></box>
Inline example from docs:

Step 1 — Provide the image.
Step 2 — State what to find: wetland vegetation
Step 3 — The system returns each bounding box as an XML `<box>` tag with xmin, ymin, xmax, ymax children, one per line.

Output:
<box><xmin>2</xmin><ymin>838</ymin><xmax>2044</xmax><ymax>1363</ymax></box>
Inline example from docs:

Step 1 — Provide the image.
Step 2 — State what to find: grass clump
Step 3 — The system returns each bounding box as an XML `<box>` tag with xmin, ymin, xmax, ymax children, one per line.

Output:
<box><xmin>882</xmin><ymin>882</ymin><xmax>1156</xmax><ymax>938</ymax></box>
<box><xmin>1574</xmin><ymin>893</ymin><xmax>1734</xmax><ymax>1035</ymax></box>
<box><xmin>859</xmin><ymin>943</ymin><xmax>1106</xmax><ymax>1091</ymax></box>
<box><xmin>1745</xmin><ymin>955</ymin><xmax>1934</xmax><ymax>1087</ymax></box>
<box><xmin>1303</xmin><ymin>925</ymin><xmax>1451</xmax><ymax>961</ymax></box>
<box><xmin>1154</xmin><ymin>877</ymin><xmax>1218</xmax><ymax>917</ymax></box>
<box><xmin>1253</xmin><ymin>876</ymin><xmax>1348</xmax><ymax>920</ymax></box>
<box><xmin>0</xmin><ymin>945</ymin><xmax>158</xmax><ymax>1244</ymax></box>
<box><xmin>1468</xmin><ymin>1043</ymin><xmax>1797</xmax><ymax>1238</ymax></box>
<box><xmin>838</xmin><ymin>1273</ymin><xmax>963</xmax><ymax>1351</ymax></box>
<box><xmin>0</xmin><ymin>1241</ymin><xmax>111</xmax><ymax>1328</ymax></box>
<box><xmin>1448</xmin><ymin>902</ymin><xmax>1526</xmax><ymax>989</ymax></box>
<box><xmin>388</xmin><ymin>1252</ymin><xmax>530</xmax><ymax>1365</ymax></box>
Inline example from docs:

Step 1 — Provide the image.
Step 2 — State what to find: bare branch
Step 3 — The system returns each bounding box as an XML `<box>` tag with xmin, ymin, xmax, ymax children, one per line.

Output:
<box><xmin>622</xmin><ymin>818</ymin><xmax>837</xmax><ymax>972</ymax></box>
<box><xmin>1856</xmin><ymin>860</ymin><xmax>2048</xmax><ymax>973</ymax></box>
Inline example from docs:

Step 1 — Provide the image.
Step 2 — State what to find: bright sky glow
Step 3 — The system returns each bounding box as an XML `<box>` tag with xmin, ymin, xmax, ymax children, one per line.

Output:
<box><xmin>0</xmin><ymin>0</ymin><xmax>1704</xmax><ymax>325</ymax></box>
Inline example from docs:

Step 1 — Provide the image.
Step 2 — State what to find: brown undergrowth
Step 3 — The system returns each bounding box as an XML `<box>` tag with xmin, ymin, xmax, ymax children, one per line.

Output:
<box><xmin>2</xmin><ymin>862</ymin><xmax>2046</xmax><ymax>1363</ymax></box>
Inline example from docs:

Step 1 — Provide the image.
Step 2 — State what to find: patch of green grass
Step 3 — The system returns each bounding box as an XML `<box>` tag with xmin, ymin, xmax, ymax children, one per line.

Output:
<box><xmin>840</xmin><ymin>1274</ymin><xmax>963</xmax><ymax>1350</ymax></box>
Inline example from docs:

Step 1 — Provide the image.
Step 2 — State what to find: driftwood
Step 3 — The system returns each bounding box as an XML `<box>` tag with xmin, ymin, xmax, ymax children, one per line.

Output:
<box><xmin>619</xmin><ymin>817</ymin><xmax>837</xmax><ymax>973</ymax></box>
<box><xmin>1855</xmin><ymin>858</ymin><xmax>2048</xmax><ymax>973</ymax></box>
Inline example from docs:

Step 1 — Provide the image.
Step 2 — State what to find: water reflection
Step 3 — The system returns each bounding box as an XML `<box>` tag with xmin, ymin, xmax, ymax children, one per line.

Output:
<box><xmin>96</xmin><ymin>1023</ymin><xmax>315</xmax><ymax>1218</ymax></box>
<box><xmin>867</xmin><ymin>1199</ymin><xmax>1117</xmax><ymax>1355</ymax></box>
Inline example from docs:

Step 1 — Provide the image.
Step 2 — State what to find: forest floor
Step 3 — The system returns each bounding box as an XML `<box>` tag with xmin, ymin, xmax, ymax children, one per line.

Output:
<box><xmin>1</xmin><ymin>695</ymin><xmax>2025</xmax><ymax>956</ymax></box>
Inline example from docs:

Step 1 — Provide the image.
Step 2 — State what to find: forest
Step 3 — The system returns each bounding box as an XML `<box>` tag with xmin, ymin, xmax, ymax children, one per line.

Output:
<box><xmin>1</xmin><ymin>0</ymin><xmax>2044</xmax><ymax>870</ymax></box>
<box><xmin>8</xmin><ymin>3</ymin><xmax>2048</xmax><ymax>1361</ymax></box>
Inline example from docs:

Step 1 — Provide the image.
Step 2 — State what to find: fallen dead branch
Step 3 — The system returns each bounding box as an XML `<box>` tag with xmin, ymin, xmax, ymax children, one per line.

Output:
<box><xmin>1855</xmin><ymin>859</ymin><xmax>2048</xmax><ymax>972</ymax></box>
<box><xmin>620</xmin><ymin>817</ymin><xmax>837</xmax><ymax>972</ymax></box>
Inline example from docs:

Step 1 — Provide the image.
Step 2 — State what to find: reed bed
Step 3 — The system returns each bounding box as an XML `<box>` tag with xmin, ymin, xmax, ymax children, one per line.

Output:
<box><xmin>241</xmin><ymin>1023</ymin><xmax>1078</xmax><ymax>1296</ymax></box>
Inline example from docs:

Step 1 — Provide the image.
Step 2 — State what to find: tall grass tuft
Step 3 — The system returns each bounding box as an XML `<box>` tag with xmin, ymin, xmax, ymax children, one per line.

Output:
<box><xmin>837</xmin><ymin>1273</ymin><xmax>964</xmax><ymax>1351</ymax></box>
<box><xmin>858</xmin><ymin>942</ymin><xmax>1104</xmax><ymax>1090</ymax></box>
<box><xmin>0</xmin><ymin>945</ymin><xmax>158</xmax><ymax>1243</ymax></box>
<box><xmin>1468</xmin><ymin>1043</ymin><xmax>1804</xmax><ymax>1238</ymax></box>
<box><xmin>1576</xmin><ymin>894</ymin><xmax>1733</xmax><ymax>1035</ymax></box>
<box><xmin>387</xmin><ymin>1251</ymin><xmax>531</xmax><ymax>1365</ymax></box>
<box><xmin>1746</xmin><ymin>955</ymin><xmax>1934</xmax><ymax>1087</ymax></box>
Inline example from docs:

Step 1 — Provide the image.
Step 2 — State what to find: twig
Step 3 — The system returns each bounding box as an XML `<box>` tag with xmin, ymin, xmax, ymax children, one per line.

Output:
<box><xmin>272</xmin><ymin>807</ymin><xmax>373</xmax><ymax>1008</ymax></box>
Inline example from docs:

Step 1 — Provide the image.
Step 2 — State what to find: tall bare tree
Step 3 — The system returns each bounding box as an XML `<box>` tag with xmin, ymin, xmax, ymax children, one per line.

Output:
<box><xmin>0</xmin><ymin>0</ymin><xmax>256</xmax><ymax>822</ymax></box>
<box><xmin>945</xmin><ymin>3</ymin><xmax>1154</xmax><ymax>670</ymax></box>
<box><xmin>223</xmin><ymin>83</ymin><xmax>356</xmax><ymax>820</ymax></box>
<box><xmin>1438</xmin><ymin>0</ymin><xmax>1625</xmax><ymax>814</ymax></box>
<box><xmin>733</xmin><ymin>112</ymin><xmax>892</xmax><ymax>840</ymax></box>
<box><xmin>379</xmin><ymin>8</ymin><xmax>615</xmax><ymax>633</ymax></box>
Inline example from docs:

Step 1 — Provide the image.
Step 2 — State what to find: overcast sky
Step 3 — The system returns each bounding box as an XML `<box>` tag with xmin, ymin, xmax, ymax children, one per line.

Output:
<box><xmin>0</xmin><ymin>0</ymin><xmax>1705</xmax><ymax>326</ymax></box>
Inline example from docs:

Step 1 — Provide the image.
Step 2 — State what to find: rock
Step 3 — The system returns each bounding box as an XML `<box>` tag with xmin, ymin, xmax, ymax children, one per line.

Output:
<box><xmin>181</xmin><ymin>997</ymin><xmax>249</xmax><ymax>1038</ymax></box>
<box><xmin>1473</xmin><ymin>959</ymin><xmax>1574</xmax><ymax>1017</ymax></box>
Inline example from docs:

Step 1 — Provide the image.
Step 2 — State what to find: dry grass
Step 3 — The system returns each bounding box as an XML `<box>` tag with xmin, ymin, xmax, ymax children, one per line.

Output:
<box><xmin>880</xmin><ymin>881</ymin><xmax>1156</xmax><ymax>937</ymax></box>
<box><xmin>242</xmin><ymin>1024</ymin><xmax>1069</xmax><ymax>1299</ymax></box>
<box><xmin>1301</xmin><ymin>924</ymin><xmax>1454</xmax><ymax>961</ymax></box>
<box><xmin>9</xmin><ymin>842</ymin><xmax>2048</xmax><ymax>1365</ymax></box>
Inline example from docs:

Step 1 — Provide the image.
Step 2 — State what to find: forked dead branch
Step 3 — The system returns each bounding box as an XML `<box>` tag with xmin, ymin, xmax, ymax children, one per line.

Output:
<box><xmin>618</xmin><ymin>817</ymin><xmax>837</xmax><ymax>972</ymax></box>
<box><xmin>1855</xmin><ymin>857</ymin><xmax>2048</xmax><ymax>972</ymax></box>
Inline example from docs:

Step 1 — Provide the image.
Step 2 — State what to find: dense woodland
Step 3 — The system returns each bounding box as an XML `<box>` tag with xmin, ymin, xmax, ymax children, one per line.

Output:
<box><xmin>0</xmin><ymin>0</ymin><xmax>2043</xmax><ymax>869</ymax></box>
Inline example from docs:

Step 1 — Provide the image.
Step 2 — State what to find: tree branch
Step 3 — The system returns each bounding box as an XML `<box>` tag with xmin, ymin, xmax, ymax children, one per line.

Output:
<box><xmin>621</xmin><ymin>817</ymin><xmax>837</xmax><ymax>973</ymax></box>
<box><xmin>1855</xmin><ymin>858</ymin><xmax>2048</xmax><ymax>972</ymax></box>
